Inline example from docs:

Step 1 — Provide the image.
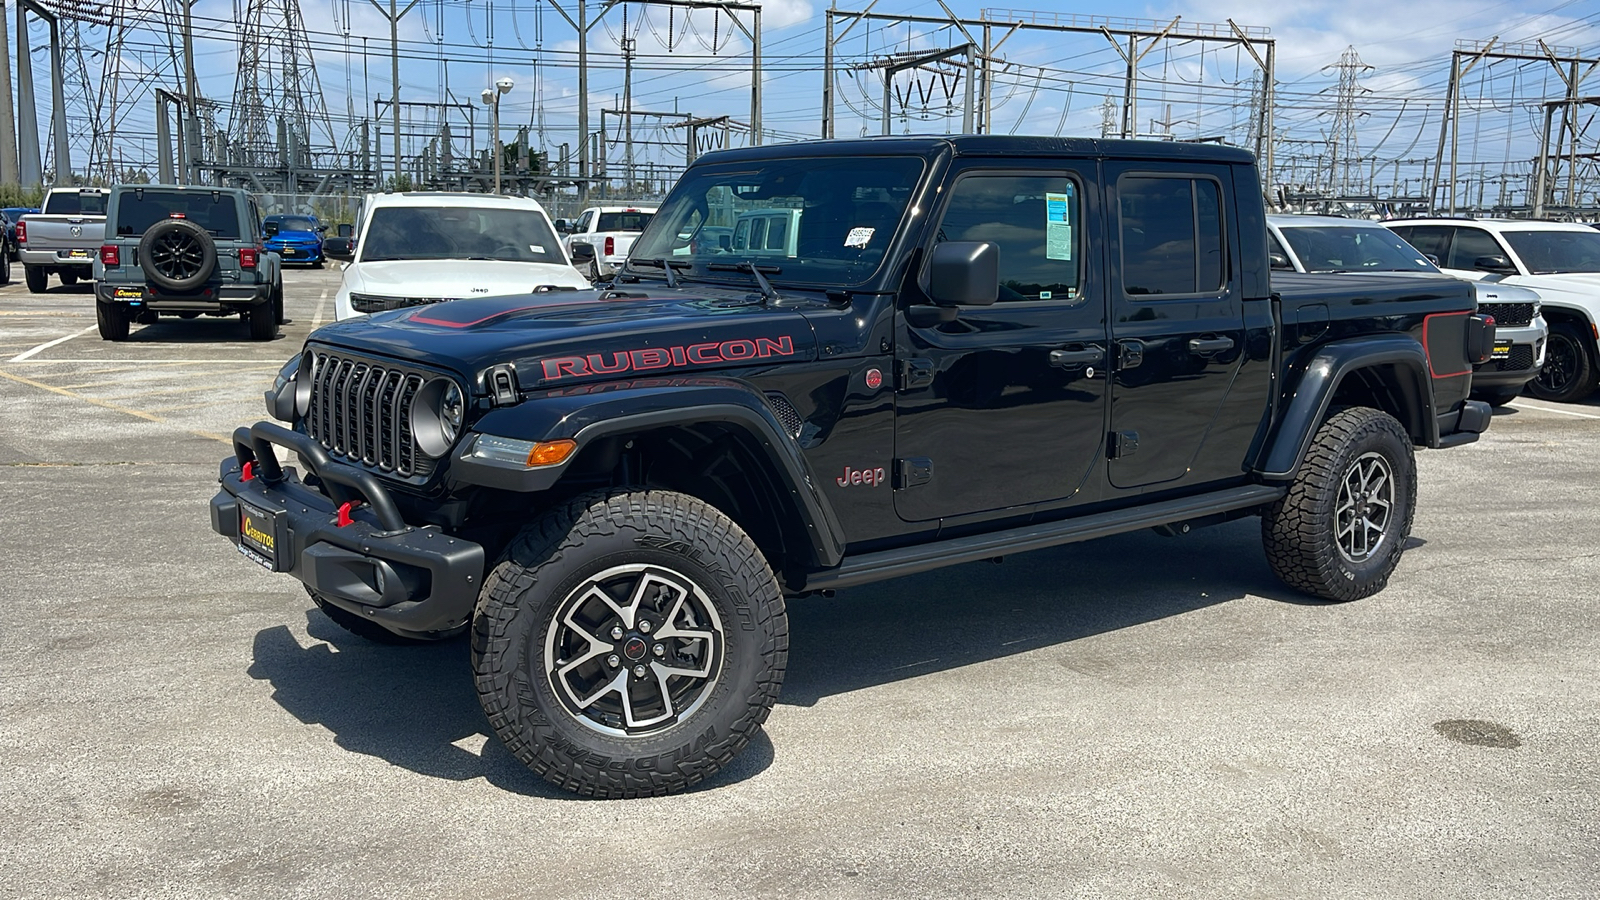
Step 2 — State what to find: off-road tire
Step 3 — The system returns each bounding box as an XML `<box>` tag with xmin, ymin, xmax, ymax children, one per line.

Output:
<box><xmin>0</xmin><ymin>248</ymin><xmax>10</xmax><ymax>285</ymax></box>
<box><xmin>307</xmin><ymin>587</ymin><xmax>437</xmax><ymax>645</ymax></box>
<box><xmin>1526</xmin><ymin>321</ymin><xmax>1596</xmax><ymax>403</ymax></box>
<box><xmin>1262</xmin><ymin>407</ymin><xmax>1417</xmax><ymax>602</ymax></box>
<box><xmin>95</xmin><ymin>299</ymin><xmax>129</xmax><ymax>341</ymax></box>
<box><xmin>139</xmin><ymin>218</ymin><xmax>217</xmax><ymax>292</ymax></box>
<box><xmin>271</xmin><ymin>280</ymin><xmax>286</xmax><ymax>324</ymax></box>
<box><xmin>59</xmin><ymin>270</ymin><xmax>78</xmax><ymax>286</ymax></box>
<box><xmin>24</xmin><ymin>265</ymin><xmax>46</xmax><ymax>293</ymax></box>
<box><xmin>1475</xmin><ymin>385</ymin><xmax>1523</xmax><ymax>407</ymax></box>
<box><xmin>245</xmin><ymin>301</ymin><xmax>276</xmax><ymax>340</ymax></box>
<box><xmin>472</xmin><ymin>489</ymin><xmax>788</xmax><ymax>799</ymax></box>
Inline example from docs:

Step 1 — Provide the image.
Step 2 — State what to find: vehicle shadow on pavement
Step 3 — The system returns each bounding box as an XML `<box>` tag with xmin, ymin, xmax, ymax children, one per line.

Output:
<box><xmin>781</xmin><ymin>520</ymin><xmax>1313</xmax><ymax>707</ymax></box>
<box><xmin>125</xmin><ymin>320</ymin><xmax>289</xmax><ymax>344</ymax></box>
<box><xmin>246</xmin><ymin>613</ymin><xmax>773</xmax><ymax>797</ymax></box>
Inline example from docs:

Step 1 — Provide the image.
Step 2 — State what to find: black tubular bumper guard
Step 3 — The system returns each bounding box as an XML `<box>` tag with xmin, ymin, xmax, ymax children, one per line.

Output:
<box><xmin>210</xmin><ymin>421</ymin><xmax>485</xmax><ymax>638</ymax></box>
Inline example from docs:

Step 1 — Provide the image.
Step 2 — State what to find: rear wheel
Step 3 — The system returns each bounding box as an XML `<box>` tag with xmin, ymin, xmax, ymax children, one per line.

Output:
<box><xmin>245</xmin><ymin>302</ymin><xmax>276</xmax><ymax>340</ymax></box>
<box><xmin>272</xmin><ymin>280</ymin><xmax>285</xmax><ymax>324</ymax></box>
<box><xmin>24</xmin><ymin>265</ymin><xmax>46</xmax><ymax>293</ymax></box>
<box><xmin>0</xmin><ymin>249</ymin><xmax>10</xmax><ymax>285</ymax></box>
<box><xmin>59</xmin><ymin>270</ymin><xmax>79</xmax><ymax>286</ymax></box>
<box><xmin>472</xmin><ymin>489</ymin><xmax>788</xmax><ymax>798</ymax></box>
<box><xmin>1526</xmin><ymin>321</ymin><xmax>1596</xmax><ymax>403</ymax></box>
<box><xmin>95</xmin><ymin>300</ymin><xmax>129</xmax><ymax>341</ymax></box>
<box><xmin>1262</xmin><ymin>407</ymin><xmax>1417</xmax><ymax>602</ymax></box>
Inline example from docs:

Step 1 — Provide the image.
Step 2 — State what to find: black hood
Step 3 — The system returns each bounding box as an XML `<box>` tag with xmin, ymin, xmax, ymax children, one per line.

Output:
<box><xmin>309</xmin><ymin>289</ymin><xmax>820</xmax><ymax>390</ymax></box>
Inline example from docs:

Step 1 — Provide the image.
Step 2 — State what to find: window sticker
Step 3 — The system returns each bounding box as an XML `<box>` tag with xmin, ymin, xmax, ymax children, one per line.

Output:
<box><xmin>844</xmin><ymin>226</ymin><xmax>875</xmax><ymax>248</ymax></box>
<box><xmin>530</xmin><ymin>245</ymin><xmax>545</xmax><ymax>253</ymax></box>
<box><xmin>1046</xmin><ymin>191</ymin><xmax>1073</xmax><ymax>261</ymax></box>
<box><xmin>1039</xmin><ymin>290</ymin><xmax>1053</xmax><ymax>300</ymax></box>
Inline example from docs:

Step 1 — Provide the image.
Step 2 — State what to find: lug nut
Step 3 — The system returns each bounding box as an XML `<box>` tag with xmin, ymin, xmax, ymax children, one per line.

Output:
<box><xmin>632</xmin><ymin>665</ymin><xmax>647</xmax><ymax>678</ymax></box>
<box><xmin>610</xmin><ymin>626</ymin><xmax>624</xmax><ymax>640</ymax></box>
<box><xmin>606</xmin><ymin>654</ymin><xmax>620</xmax><ymax>668</ymax></box>
<box><xmin>638</xmin><ymin>619</ymin><xmax>653</xmax><ymax>633</ymax></box>
<box><xmin>652</xmin><ymin>644</ymin><xmax>665</xmax><ymax>657</ymax></box>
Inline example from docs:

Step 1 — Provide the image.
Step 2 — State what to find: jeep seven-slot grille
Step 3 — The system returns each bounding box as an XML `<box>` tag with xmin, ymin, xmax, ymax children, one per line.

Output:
<box><xmin>1479</xmin><ymin>302</ymin><xmax>1535</xmax><ymax>328</ymax></box>
<box><xmin>304</xmin><ymin>351</ymin><xmax>432</xmax><ymax>477</ymax></box>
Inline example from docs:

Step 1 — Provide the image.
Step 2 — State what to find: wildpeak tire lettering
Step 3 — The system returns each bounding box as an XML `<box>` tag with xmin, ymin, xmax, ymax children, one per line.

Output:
<box><xmin>539</xmin><ymin>336</ymin><xmax>796</xmax><ymax>381</ymax></box>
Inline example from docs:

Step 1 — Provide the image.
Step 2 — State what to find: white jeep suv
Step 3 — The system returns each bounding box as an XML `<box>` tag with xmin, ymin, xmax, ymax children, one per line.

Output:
<box><xmin>331</xmin><ymin>192</ymin><xmax>589</xmax><ymax>320</ymax></box>
<box><xmin>1385</xmin><ymin>219</ymin><xmax>1600</xmax><ymax>402</ymax></box>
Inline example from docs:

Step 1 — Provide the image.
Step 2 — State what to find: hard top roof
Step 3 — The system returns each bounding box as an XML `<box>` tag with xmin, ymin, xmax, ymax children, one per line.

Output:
<box><xmin>695</xmin><ymin>134</ymin><xmax>1256</xmax><ymax>166</ymax></box>
<box><xmin>1386</xmin><ymin>217</ymin><xmax>1596</xmax><ymax>233</ymax></box>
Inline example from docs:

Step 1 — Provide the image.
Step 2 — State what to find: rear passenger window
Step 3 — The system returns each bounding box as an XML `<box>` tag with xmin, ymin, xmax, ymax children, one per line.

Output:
<box><xmin>1119</xmin><ymin>176</ymin><xmax>1226</xmax><ymax>295</ymax></box>
<box><xmin>933</xmin><ymin>173</ymin><xmax>1081</xmax><ymax>303</ymax></box>
<box><xmin>1389</xmin><ymin>226</ymin><xmax>1449</xmax><ymax>262</ymax></box>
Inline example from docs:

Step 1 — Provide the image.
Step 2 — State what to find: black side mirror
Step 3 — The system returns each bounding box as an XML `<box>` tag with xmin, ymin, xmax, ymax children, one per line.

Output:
<box><xmin>718</xmin><ymin>234</ymin><xmax>732</xmax><ymax>251</ymax></box>
<box><xmin>1424</xmin><ymin>253</ymin><xmax>1441</xmax><ymax>266</ymax></box>
<box><xmin>316</xmin><ymin>224</ymin><xmax>329</xmax><ymax>233</ymax></box>
<box><xmin>263</xmin><ymin>222</ymin><xmax>280</xmax><ymax>237</ymax></box>
<box><xmin>323</xmin><ymin>239</ymin><xmax>354</xmax><ymax>261</ymax></box>
<box><xmin>1474</xmin><ymin>254</ymin><xmax>1517</xmax><ymax>275</ymax></box>
<box><xmin>570</xmin><ymin>243</ymin><xmax>596</xmax><ymax>263</ymax></box>
<box><xmin>1269</xmin><ymin>251</ymin><xmax>1293</xmax><ymax>270</ymax></box>
<box><xmin>336</xmin><ymin>223</ymin><xmax>354</xmax><ymax>238</ymax></box>
<box><xmin>554</xmin><ymin>218</ymin><xmax>572</xmax><ymax>234</ymax></box>
<box><xmin>927</xmin><ymin>241</ymin><xmax>999</xmax><ymax>307</ymax></box>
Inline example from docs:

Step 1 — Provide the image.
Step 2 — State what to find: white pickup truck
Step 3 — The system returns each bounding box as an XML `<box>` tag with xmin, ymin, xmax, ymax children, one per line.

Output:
<box><xmin>17</xmin><ymin>187</ymin><xmax>109</xmax><ymax>292</ymax></box>
<box><xmin>556</xmin><ymin>204</ymin><xmax>657</xmax><ymax>280</ymax></box>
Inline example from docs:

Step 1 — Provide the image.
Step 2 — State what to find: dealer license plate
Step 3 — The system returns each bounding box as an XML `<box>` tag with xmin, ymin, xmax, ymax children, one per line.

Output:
<box><xmin>282</xmin><ymin>248</ymin><xmax>296</xmax><ymax>256</ymax></box>
<box><xmin>1491</xmin><ymin>340</ymin><xmax>1513</xmax><ymax>360</ymax></box>
<box><xmin>66</xmin><ymin>248</ymin><xmax>92</xmax><ymax>259</ymax></box>
<box><xmin>238</xmin><ymin>499</ymin><xmax>285</xmax><ymax>571</ymax></box>
<box><xmin>113</xmin><ymin>287</ymin><xmax>142</xmax><ymax>300</ymax></box>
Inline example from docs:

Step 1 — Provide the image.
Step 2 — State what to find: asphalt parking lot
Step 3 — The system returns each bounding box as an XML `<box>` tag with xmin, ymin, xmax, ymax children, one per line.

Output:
<box><xmin>1</xmin><ymin>267</ymin><xmax>1598</xmax><ymax>898</ymax></box>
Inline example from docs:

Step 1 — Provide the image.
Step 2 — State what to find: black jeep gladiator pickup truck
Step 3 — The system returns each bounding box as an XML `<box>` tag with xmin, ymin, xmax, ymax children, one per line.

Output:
<box><xmin>211</xmin><ymin>136</ymin><xmax>1493</xmax><ymax>798</ymax></box>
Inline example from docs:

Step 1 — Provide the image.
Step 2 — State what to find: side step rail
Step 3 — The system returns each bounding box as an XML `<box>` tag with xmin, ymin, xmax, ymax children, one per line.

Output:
<box><xmin>803</xmin><ymin>484</ymin><xmax>1287</xmax><ymax>592</ymax></box>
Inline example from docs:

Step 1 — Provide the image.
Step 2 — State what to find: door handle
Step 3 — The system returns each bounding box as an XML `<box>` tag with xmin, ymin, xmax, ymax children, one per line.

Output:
<box><xmin>1049</xmin><ymin>347</ymin><xmax>1102</xmax><ymax>368</ymax></box>
<box><xmin>1188</xmin><ymin>336</ymin><xmax>1235</xmax><ymax>355</ymax></box>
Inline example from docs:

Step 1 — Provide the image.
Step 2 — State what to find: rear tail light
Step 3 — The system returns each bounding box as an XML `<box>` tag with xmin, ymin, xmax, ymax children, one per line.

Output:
<box><xmin>240</xmin><ymin>247</ymin><xmax>258</xmax><ymax>269</ymax></box>
<box><xmin>15</xmin><ymin>220</ymin><xmax>25</xmax><ymax>245</ymax></box>
<box><xmin>604</xmin><ymin>236</ymin><xmax>615</xmax><ymax>256</ymax></box>
<box><xmin>100</xmin><ymin>244</ymin><xmax>119</xmax><ymax>266</ymax></box>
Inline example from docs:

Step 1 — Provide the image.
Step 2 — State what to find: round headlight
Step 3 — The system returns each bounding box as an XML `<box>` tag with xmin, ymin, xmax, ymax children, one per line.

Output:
<box><xmin>412</xmin><ymin>378</ymin><xmax>466</xmax><ymax>458</ymax></box>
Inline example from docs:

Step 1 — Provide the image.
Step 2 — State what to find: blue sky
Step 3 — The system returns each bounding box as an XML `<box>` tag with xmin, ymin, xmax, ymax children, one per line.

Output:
<box><xmin>15</xmin><ymin>0</ymin><xmax>1600</xmax><ymax>192</ymax></box>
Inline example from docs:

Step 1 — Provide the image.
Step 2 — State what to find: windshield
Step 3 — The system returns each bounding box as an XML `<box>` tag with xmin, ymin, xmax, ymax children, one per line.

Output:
<box><xmin>44</xmin><ymin>191</ymin><xmax>107</xmax><ymax>216</ymax></box>
<box><xmin>359</xmin><ymin>206</ymin><xmax>566</xmax><ymax>264</ymax></box>
<box><xmin>1500</xmin><ymin>230</ymin><xmax>1600</xmax><ymax>274</ymax></box>
<box><xmin>1279</xmin><ymin>225</ymin><xmax>1438</xmax><ymax>273</ymax></box>
<box><xmin>270</xmin><ymin>216</ymin><xmax>318</xmax><ymax>232</ymax></box>
<box><xmin>597</xmin><ymin>211</ymin><xmax>653</xmax><ymax>232</ymax></box>
<box><xmin>113</xmin><ymin>191</ymin><xmax>241</xmax><ymax>238</ymax></box>
<box><xmin>628</xmin><ymin>155</ymin><xmax>925</xmax><ymax>287</ymax></box>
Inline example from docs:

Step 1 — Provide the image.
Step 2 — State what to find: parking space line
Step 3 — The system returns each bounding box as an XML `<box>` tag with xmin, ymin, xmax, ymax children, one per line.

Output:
<box><xmin>9</xmin><ymin>325</ymin><xmax>98</xmax><ymax>362</ymax></box>
<box><xmin>0</xmin><ymin>367</ymin><xmax>231</xmax><ymax>444</ymax></box>
<box><xmin>312</xmin><ymin>288</ymin><xmax>329</xmax><ymax>328</ymax></box>
<box><xmin>1508</xmin><ymin>399</ymin><xmax>1600</xmax><ymax>420</ymax></box>
<box><xmin>58</xmin><ymin>370</ymin><xmax>273</xmax><ymax>390</ymax></box>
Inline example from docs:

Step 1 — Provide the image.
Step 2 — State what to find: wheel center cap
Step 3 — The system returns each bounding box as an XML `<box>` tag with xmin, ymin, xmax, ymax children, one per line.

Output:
<box><xmin>622</xmin><ymin>637</ymin><xmax>648</xmax><ymax>661</ymax></box>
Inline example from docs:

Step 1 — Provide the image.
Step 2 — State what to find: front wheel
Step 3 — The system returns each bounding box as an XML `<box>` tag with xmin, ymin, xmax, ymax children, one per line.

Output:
<box><xmin>95</xmin><ymin>299</ymin><xmax>129</xmax><ymax>341</ymax></box>
<box><xmin>0</xmin><ymin>249</ymin><xmax>9</xmax><ymax>285</ymax></box>
<box><xmin>1526</xmin><ymin>321</ymin><xmax>1596</xmax><ymax>403</ymax></box>
<box><xmin>472</xmin><ymin>489</ymin><xmax>788</xmax><ymax>798</ymax></box>
<box><xmin>1262</xmin><ymin>407</ymin><xmax>1417</xmax><ymax>602</ymax></box>
<box><xmin>59</xmin><ymin>270</ymin><xmax>79</xmax><ymax>286</ymax></box>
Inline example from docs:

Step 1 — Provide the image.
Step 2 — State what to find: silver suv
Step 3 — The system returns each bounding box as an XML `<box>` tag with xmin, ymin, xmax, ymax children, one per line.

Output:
<box><xmin>1269</xmin><ymin>215</ymin><xmax>1547</xmax><ymax>406</ymax></box>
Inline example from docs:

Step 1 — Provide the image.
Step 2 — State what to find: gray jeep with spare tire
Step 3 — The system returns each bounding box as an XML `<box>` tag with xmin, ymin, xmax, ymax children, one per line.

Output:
<box><xmin>93</xmin><ymin>185</ymin><xmax>283</xmax><ymax>341</ymax></box>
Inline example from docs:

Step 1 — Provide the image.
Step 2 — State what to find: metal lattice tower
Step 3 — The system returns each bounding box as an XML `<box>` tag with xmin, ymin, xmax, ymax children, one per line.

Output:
<box><xmin>227</xmin><ymin>0</ymin><xmax>337</xmax><ymax>170</ymax></box>
<box><xmin>1327</xmin><ymin>45</ymin><xmax>1372</xmax><ymax>195</ymax></box>
<box><xmin>1100</xmin><ymin>95</ymin><xmax>1118</xmax><ymax>138</ymax></box>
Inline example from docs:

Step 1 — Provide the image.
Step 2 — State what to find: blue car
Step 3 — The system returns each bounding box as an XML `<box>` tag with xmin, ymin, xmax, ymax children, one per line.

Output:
<box><xmin>262</xmin><ymin>213</ymin><xmax>327</xmax><ymax>267</ymax></box>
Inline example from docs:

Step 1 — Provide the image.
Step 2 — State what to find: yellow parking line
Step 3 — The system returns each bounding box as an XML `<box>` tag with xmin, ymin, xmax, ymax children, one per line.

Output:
<box><xmin>0</xmin><ymin>367</ymin><xmax>231</xmax><ymax>445</ymax></box>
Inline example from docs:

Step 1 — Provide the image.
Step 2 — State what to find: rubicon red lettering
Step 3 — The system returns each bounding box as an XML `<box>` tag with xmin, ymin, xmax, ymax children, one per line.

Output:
<box><xmin>541</xmin><ymin>335</ymin><xmax>796</xmax><ymax>381</ymax></box>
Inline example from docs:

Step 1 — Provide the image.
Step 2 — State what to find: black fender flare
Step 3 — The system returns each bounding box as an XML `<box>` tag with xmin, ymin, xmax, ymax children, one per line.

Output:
<box><xmin>451</xmin><ymin>378</ymin><xmax>846</xmax><ymax>569</ymax></box>
<box><xmin>1255</xmin><ymin>334</ymin><xmax>1435</xmax><ymax>481</ymax></box>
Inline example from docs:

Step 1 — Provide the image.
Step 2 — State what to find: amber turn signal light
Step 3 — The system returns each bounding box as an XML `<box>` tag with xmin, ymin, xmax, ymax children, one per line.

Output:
<box><xmin>527</xmin><ymin>439</ymin><xmax>577</xmax><ymax>467</ymax></box>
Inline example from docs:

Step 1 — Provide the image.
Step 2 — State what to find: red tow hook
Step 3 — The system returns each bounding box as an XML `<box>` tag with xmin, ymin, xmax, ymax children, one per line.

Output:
<box><xmin>241</xmin><ymin>461</ymin><xmax>255</xmax><ymax>482</ymax></box>
<box><xmin>336</xmin><ymin>501</ymin><xmax>359</xmax><ymax>527</ymax></box>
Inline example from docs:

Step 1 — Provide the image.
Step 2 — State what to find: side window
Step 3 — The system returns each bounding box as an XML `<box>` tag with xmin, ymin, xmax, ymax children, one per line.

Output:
<box><xmin>1449</xmin><ymin>228</ymin><xmax>1503</xmax><ymax>270</ymax></box>
<box><xmin>576</xmin><ymin>210</ymin><xmax>594</xmax><ymax>233</ymax></box>
<box><xmin>1119</xmin><ymin>175</ymin><xmax>1226</xmax><ymax>296</ymax></box>
<box><xmin>933</xmin><ymin>173</ymin><xmax>1081</xmax><ymax>303</ymax></box>
<box><xmin>1268</xmin><ymin>231</ymin><xmax>1292</xmax><ymax>267</ymax></box>
<box><xmin>1390</xmin><ymin>226</ymin><xmax>1449</xmax><ymax>262</ymax></box>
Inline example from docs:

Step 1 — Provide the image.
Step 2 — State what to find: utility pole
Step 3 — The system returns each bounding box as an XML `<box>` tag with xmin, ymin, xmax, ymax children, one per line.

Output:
<box><xmin>182</xmin><ymin>0</ymin><xmax>200</xmax><ymax>183</ymax></box>
<box><xmin>369</xmin><ymin>0</ymin><xmax>422</xmax><ymax>188</ymax></box>
<box><xmin>0</xmin><ymin>1</ymin><xmax>16</xmax><ymax>185</ymax></box>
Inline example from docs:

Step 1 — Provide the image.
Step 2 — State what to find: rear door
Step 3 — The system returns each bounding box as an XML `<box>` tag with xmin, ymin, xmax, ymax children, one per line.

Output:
<box><xmin>1104</xmin><ymin>163</ymin><xmax>1253</xmax><ymax>489</ymax></box>
<box><xmin>893</xmin><ymin>160</ymin><xmax>1109</xmax><ymax>522</ymax></box>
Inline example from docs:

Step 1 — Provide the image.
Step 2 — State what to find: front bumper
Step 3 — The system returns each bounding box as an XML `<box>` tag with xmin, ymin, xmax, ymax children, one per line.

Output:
<box><xmin>1470</xmin><ymin>320</ymin><xmax>1547</xmax><ymax>388</ymax></box>
<box><xmin>98</xmin><ymin>281</ymin><xmax>270</xmax><ymax>310</ymax></box>
<box><xmin>269</xmin><ymin>244</ymin><xmax>323</xmax><ymax>262</ymax></box>
<box><xmin>210</xmin><ymin>421</ymin><xmax>485</xmax><ymax>638</ymax></box>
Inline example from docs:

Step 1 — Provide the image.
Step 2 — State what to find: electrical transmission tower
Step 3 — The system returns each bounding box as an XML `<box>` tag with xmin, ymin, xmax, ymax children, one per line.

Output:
<box><xmin>1100</xmin><ymin>95</ymin><xmax>1118</xmax><ymax>138</ymax></box>
<box><xmin>1326</xmin><ymin>45</ymin><xmax>1372</xmax><ymax>196</ymax></box>
<box><xmin>226</xmin><ymin>0</ymin><xmax>337</xmax><ymax>188</ymax></box>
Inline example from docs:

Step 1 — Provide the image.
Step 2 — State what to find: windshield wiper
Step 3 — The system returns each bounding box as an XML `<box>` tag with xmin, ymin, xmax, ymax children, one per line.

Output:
<box><xmin>707</xmin><ymin>261</ymin><xmax>782</xmax><ymax>302</ymax></box>
<box><xmin>631</xmin><ymin>257</ymin><xmax>691</xmax><ymax>289</ymax></box>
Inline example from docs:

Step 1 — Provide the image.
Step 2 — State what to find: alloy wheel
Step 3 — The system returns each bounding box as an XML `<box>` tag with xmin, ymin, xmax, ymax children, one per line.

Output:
<box><xmin>1335</xmin><ymin>451</ymin><xmax>1394</xmax><ymax>563</ymax></box>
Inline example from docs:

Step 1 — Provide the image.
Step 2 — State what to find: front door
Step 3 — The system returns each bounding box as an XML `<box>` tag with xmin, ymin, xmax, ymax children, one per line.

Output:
<box><xmin>893</xmin><ymin>162</ymin><xmax>1109</xmax><ymax>523</ymax></box>
<box><xmin>1104</xmin><ymin>163</ymin><xmax>1251</xmax><ymax>489</ymax></box>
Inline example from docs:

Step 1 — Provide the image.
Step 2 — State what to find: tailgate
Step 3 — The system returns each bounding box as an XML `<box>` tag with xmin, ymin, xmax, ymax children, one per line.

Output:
<box><xmin>22</xmin><ymin>216</ymin><xmax>104</xmax><ymax>252</ymax></box>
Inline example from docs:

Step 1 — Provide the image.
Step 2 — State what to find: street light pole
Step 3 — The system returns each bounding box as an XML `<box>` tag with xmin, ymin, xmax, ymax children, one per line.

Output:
<box><xmin>483</xmin><ymin>77</ymin><xmax>515</xmax><ymax>194</ymax></box>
